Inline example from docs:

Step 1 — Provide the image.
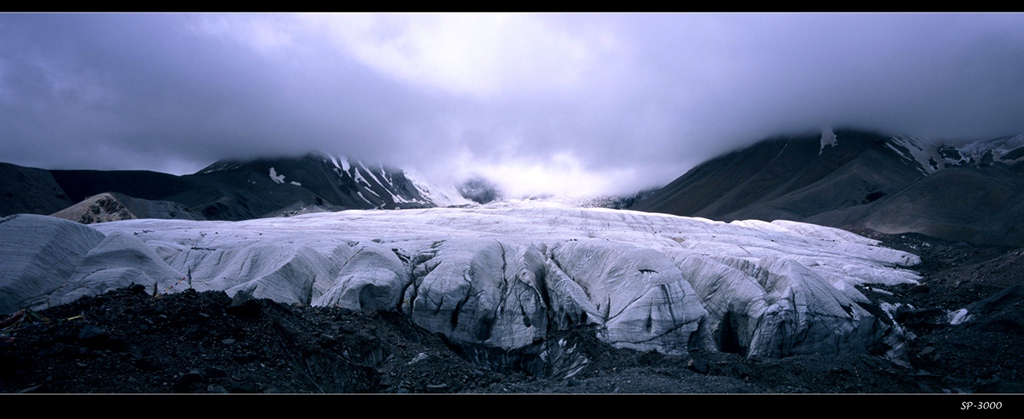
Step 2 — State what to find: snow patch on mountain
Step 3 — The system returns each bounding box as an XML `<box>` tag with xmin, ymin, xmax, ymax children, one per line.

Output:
<box><xmin>888</xmin><ymin>136</ymin><xmax>943</xmax><ymax>174</ymax></box>
<box><xmin>268</xmin><ymin>167</ymin><xmax>285</xmax><ymax>184</ymax></box>
<box><xmin>888</xmin><ymin>135</ymin><xmax>1024</xmax><ymax>174</ymax></box>
<box><xmin>819</xmin><ymin>127</ymin><xmax>838</xmax><ymax>155</ymax></box>
<box><xmin>328</xmin><ymin>154</ymin><xmax>350</xmax><ymax>172</ymax></box>
<box><xmin>957</xmin><ymin>135</ymin><xmax>1024</xmax><ymax>158</ymax></box>
<box><xmin>403</xmin><ymin>168</ymin><xmax>473</xmax><ymax>207</ymax></box>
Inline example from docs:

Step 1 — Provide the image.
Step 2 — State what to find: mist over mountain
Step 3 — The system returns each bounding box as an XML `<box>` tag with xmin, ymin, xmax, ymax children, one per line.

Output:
<box><xmin>1</xmin><ymin>152</ymin><xmax>471</xmax><ymax>222</ymax></box>
<box><xmin>7</xmin><ymin>127</ymin><xmax>1024</xmax><ymax>250</ymax></box>
<box><xmin>631</xmin><ymin>128</ymin><xmax>1024</xmax><ymax>246</ymax></box>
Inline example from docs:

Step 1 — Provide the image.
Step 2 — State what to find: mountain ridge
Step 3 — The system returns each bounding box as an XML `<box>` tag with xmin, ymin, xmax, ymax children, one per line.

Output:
<box><xmin>1</xmin><ymin>151</ymin><xmax>470</xmax><ymax>222</ymax></box>
<box><xmin>631</xmin><ymin>128</ymin><xmax>1024</xmax><ymax>246</ymax></box>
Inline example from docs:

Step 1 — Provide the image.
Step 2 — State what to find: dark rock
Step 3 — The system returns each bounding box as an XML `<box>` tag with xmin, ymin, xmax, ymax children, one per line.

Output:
<box><xmin>172</xmin><ymin>371</ymin><xmax>205</xmax><ymax>393</ymax></box>
<box><xmin>128</xmin><ymin>283</ymin><xmax>147</xmax><ymax>295</ymax></box>
<box><xmin>687</xmin><ymin>358</ymin><xmax>710</xmax><ymax>374</ymax></box>
<box><xmin>206</xmin><ymin>384</ymin><xmax>229</xmax><ymax>393</ymax></box>
<box><xmin>203</xmin><ymin>366</ymin><xmax>228</xmax><ymax>378</ymax></box>
<box><xmin>225</xmin><ymin>381</ymin><xmax>261</xmax><ymax>394</ymax></box>
<box><xmin>731</xmin><ymin>363</ymin><xmax>752</xmax><ymax>379</ymax></box>
<box><xmin>425</xmin><ymin>383</ymin><xmax>448</xmax><ymax>393</ymax></box>
<box><xmin>227</xmin><ymin>289</ymin><xmax>261</xmax><ymax>317</ymax></box>
<box><xmin>77</xmin><ymin>325</ymin><xmax>125</xmax><ymax>351</ymax></box>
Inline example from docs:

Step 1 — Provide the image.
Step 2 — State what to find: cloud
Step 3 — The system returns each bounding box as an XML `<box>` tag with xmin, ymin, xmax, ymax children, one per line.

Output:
<box><xmin>306</xmin><ymin>13</ymin><xmax>618</xmax><ymax>98</ymax></box>
<box><xmin>2</xmin><ymin>13</ymin><xmax>1023</xmax><ymax>197</ymax></box>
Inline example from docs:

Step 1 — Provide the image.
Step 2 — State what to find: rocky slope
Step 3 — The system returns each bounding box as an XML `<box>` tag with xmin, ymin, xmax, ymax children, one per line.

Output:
<box><xmin>0</xmin><ymin>162</ymin><xmax>74</xmax><ymax>218</ymax></box>
<box><xmin>49</xmin><ymin>192</ymin><xmax>205</xmax><ymax>224</ymax></box>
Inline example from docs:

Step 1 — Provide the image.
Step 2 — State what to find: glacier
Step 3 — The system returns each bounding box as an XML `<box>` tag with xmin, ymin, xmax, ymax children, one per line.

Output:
<box><xmin>0</xmin><ymin>201</ymin><xmax>921</xmax><ymax>360</ymax></box>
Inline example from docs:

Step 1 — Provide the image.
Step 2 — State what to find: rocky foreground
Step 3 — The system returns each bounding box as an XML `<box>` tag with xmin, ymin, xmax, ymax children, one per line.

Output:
<box><xmin>1</xmin><ymin>229</ymin><xmax>1023</xmax><ymax>394</ymax></box>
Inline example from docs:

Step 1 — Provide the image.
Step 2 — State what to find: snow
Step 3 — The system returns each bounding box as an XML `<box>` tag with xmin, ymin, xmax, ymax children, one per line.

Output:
<box><xmin>948</xmin><ymin>308</ymin><xmax>973</xmax><ymax>325</ymax></box>
<box><xmin>888</xmin><ymin>136</ymin><xmax>942</xmax><ymax>174</ymax></box>
<box><xmin>268</xmin><ymin>167</ymin><xmax>285</xmax><ymax>184</ymax></box>
<box><xmin>888</xmin><ymin>135</ymin><xmax>1024</xmax><ymax>174</ymax></box>
<box><xmin>325</xmin><ymin>154</ymin><xmax>351</xmax><ymax>172</ymax></box>
<box><xmin>819</xmin><ymin>127</ymin><xmax>838</xmax><ymax>155</ymax></box>
<box><xmin>351</xmin><ymin>166</ymin><xmax>369</xmax><ymax>188</ymax></box>
<box><xmin>403</xmin><ymin>168</ymin><xmax>474</xmax><ymax>207</ymax></box>
<box><xmin>1</xmin><ymin>203</ymin><xmax>923</xmax><ymax>359</ymax></box>
<box><xmin>957</xmin><ymin>135</ymin><xmax>1024</xmax><ymax>158</ymax></box>
<box><xmin>360</xmin><ymin>162</ymin><xmax>384</xmax><ymax>188</ymax></box>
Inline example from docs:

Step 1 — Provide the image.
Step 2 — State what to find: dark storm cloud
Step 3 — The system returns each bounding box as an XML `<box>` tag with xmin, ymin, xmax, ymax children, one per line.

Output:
<box><xmin>0</xmin><ymin>14</ymin><xmax>437</xmax><ymax>174</ymax></box>
<box><xmin>605</xmin><ymin>14</ymin><xmax>1024</xmax><ymax>159</ymax></box>
<box><xmin>2</xmin><ymin>13</ymin><xmax>1024</xmax><ymax>196</ymax></box>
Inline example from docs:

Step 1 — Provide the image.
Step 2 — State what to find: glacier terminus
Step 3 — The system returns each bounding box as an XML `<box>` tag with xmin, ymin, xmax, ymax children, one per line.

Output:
<box><xmin>0</xmin><ymin>200</ymin><xmax>922</xmax><ymax>363</ymax></box>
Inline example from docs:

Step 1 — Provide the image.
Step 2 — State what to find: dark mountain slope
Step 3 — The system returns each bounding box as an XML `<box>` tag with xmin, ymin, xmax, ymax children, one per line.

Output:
<box><xmin>632</xmin><ymin>129</ymin><xmax>924</xmax><ymax>221</ymax></box>
<box><xmin>195</xmin><ymin>154</ymin><xmax>436</xmax><ymax>211</ymax></box>
<box><xmin>46</xmin><ymin>168</ymin><xmax>320</xmax><ymax>222</ymax></box>
<box><xmin>175</xmin><ymin>165</ymin><xmax>332</xmax><ymax>220</ymax></box>
<box><xmin>727</xmin><ymin>136</ymin><xmax>926</xmax><ymax>221</ymax></box>
<box><xmin>809</xmin><ymin>165</ymin><xmax>1024</xmax><ymax>247</ymax></box>
<box><xmin>50</xmin><ymin>169</ymin><xmax>195</xmax><ymax>204</ymax></box>
<box><xmin>0</xmin><ymin>162</ymin><xmax>74</xmax><ymax>217</ymax></box>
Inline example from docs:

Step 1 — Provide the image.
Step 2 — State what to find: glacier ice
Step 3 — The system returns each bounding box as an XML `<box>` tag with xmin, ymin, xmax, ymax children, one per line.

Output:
<box><xmin>0</xmin><ymin>214</ymin><xmax>106</xmax><ymax>313</ymax></box>
<box><xmin>0</xmin><ymin>203</ymin><xmax>921</xmax><ymax>360</ymax></box>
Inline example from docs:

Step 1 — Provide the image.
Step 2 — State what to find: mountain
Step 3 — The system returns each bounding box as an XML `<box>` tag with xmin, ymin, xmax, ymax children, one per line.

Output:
<box><xmin>0</xmin><ymin>152</ymin><xmax>470</xmax><ymax>222</ymax></box>
<box><xmin>194</xmin><ymin>153</ymin><xmax>469</xmax><ymax>211</ymax></box>
<box><xmin>0</xmin><ymin>162</ymin><xmax>75</xmax><ymax>217</ymax></box>
<box><xmin>631</xmin><ymin>128</ymin><xmax>1024</xmax><ymax>246</ymax></box>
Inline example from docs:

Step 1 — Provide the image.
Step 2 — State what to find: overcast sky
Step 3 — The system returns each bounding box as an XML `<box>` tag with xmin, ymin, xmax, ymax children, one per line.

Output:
<box><xmin>3</xmin><ymin>13</ymin><xmax>1024</xmax><ymax>197</ymax></box>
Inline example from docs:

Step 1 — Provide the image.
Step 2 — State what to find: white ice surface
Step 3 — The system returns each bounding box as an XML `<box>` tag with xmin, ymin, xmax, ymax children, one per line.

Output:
<box><xmin>0</xmin><ymin>214</ymin><xmax>106</xmax><ymax>313</ymax></box>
